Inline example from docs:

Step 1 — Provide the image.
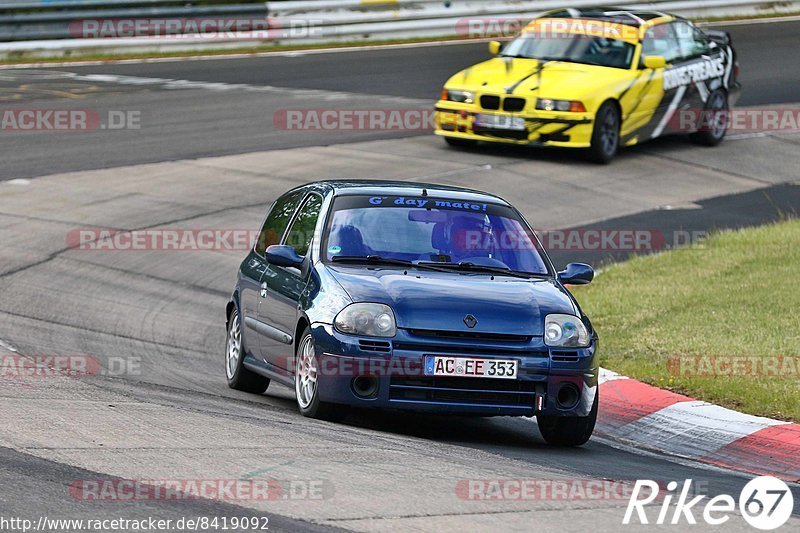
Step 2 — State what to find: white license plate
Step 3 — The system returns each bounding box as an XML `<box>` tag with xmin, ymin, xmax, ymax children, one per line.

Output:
<box><xmin>475</xmin><ymin>114</ymin><xmax>526</xmax><ymax>131</ymax></box>
<box><xmin>424</xmin><ymin>356</ymin><xmax>518</xmax><ymax>380</ymax></box>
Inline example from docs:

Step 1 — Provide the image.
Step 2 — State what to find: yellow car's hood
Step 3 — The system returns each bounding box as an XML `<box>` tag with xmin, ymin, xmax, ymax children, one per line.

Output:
<box><xmin>447</xmin><ymin>57</ymin><xmax>630</xmax><ymax>100</ymax></box>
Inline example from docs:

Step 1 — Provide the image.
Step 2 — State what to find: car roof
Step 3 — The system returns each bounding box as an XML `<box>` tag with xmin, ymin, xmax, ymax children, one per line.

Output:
<box><xmin>306</xmin><ymin>180</ymin><xmax>512</xmax><ymax>207</ymax></box>
<box><xmin>541</xmin><ymin>7</ymin><xmax>679</xmax><ymax>28</ymax></box>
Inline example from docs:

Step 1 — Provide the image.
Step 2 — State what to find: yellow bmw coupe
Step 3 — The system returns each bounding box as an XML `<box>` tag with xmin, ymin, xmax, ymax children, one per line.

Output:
<box><xmin>435</xmin><ymin>7</ymin><xmax>740</xmax><ymax>163</ymax></box>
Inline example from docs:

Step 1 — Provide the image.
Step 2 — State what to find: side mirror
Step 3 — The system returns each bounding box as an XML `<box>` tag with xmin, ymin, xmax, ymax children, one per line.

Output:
<box><xmin>558</xmin><ymin>263</ymin><xmax>594</xmax><ymax>285</ymax></box>
<box><xmin>488</xmin><ymin>40</ymin><xmax>502</xmax><ymax>56</ymax></box>
<box><xmin>265</xmin><ymin>244</ymin><xmax>304</xmax><ymax>269</ymax></box>
<box><xmin>643</xmin><ymin>55</ymin><xmax>667</xmax><ymax>69</ymax></box>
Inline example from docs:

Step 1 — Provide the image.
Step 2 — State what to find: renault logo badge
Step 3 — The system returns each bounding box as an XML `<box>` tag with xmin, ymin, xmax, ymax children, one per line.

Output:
<box><xmin>463</xmin><ymin>314</ymin><xmax>478</xmax><ymax>328</ymax></box>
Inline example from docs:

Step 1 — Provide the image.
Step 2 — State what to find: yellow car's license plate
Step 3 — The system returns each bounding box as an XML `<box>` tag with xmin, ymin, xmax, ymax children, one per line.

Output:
<box><xmin>475</xmin><ymin>114</ymin><xmax>526</xmax><ymax>131</ymax></box>
<box><xmin>424</xmin><ymin>355</ymin><xmax>518</xmax><ymax>379</ymax></box>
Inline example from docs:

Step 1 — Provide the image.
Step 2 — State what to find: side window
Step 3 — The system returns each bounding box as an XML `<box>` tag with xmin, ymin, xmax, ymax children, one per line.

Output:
<box><xmin>283</xmin><ymin>194</ymin><xmax>323</xmax><ymax>257</ymax></box>
<box><xmin>641</xmin><ymin>24</ymin><xmax>682</xmax><ymax>63</ymax></box>
<box><xmin>255</xmin><ymin>190</ymin><xmax>303</xmax><ymax>256</ymax></box>
<box><xmin>673</xmin><ymin>21</ymin><xmax>710</xmax><ymax>59</ymax></box>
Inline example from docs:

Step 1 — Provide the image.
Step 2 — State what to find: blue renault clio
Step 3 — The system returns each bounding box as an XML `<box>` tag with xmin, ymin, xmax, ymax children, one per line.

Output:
<box><xmin>225</xmin><ymin>181</ymin><xmax>599</xmax><ymax>446</ymax></box>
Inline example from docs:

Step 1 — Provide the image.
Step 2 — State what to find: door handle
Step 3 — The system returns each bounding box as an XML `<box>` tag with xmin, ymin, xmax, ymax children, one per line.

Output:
<box><xmin>260</xmin><ymin>282</ymin><xmax>268</xmax><ymax>298</ymax></box>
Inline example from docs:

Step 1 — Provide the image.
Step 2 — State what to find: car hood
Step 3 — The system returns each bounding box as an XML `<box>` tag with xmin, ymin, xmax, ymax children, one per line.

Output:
<box><xmin>447</xmin><ymin>57</ymin><xmax>626</xmax><ymax>100</ymax></box>
<box><xmin>326</xmin><ymin>266</ymin><xmax>577</xmax><ymax>336</ymax></box>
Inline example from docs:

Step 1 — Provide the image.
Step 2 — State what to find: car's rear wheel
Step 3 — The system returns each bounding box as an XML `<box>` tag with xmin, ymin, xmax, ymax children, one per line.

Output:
<box><xmin>295</xmin><ymin>327</ymin><xmax>349</xmax><ymax>422</ymax></box>
<box><xmin>588</xmin><ymin>102</ymin><xmax>620</xmax><ymax>164</ymax></box>
<box><xmin>689</xmin><ymin>90</ymin><xmax>729</xmax><ymax>146</ymax></box>
<box><xmin>537</xmin><ymin>389</ymin><xmax>598</xmax><ymax>446</ymax></box>
<box><xmin>225</xmin><ymin>308</ymin><xmax>270</xmax><ymax>394</ymax></box>
<box><xmin>444</xmin><ymin>137</ymin><xmax>477</xmax><ymax>149</ymax></box>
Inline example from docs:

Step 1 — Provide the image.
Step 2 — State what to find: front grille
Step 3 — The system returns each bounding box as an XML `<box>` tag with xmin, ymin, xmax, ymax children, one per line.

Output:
<box><xmin>480</xmin><ymin>95</ymin><xmax>501</xmax><ymax>110</ymax></box>
<box><xmin>393</xmin><ymin>342</ymin><xmax>547</xmax><ymax>357</ymax></box>
<box><xmin>503</xmin><ymin>97</ymin><xmax>526</xmax><ymax>112</ymax></box>
<box><xmin>408</xmin><ymin>329</ymin><xmax>531</xmax><ymax>343</ymax></box>
<box><xmin>359</xmin><ymin>339</ymin><xmax>391</xmax><ymax>354</ymax></box>
<box><xmin>389</xmin><ymin>375</ymin><xmax>539</xmax><ymax>408</ymax></box>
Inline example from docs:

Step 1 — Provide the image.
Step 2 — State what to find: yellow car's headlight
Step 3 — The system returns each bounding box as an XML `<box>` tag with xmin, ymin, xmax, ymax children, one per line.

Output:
<box><xmin>442</xmin><ymin>89</ymin><xmax>475</xmax><ymax>104</ymax></box>
<box><xmin>536</xmin><ymin>99</ymin><xmax>586</xmax><ymax>113</ymax></box>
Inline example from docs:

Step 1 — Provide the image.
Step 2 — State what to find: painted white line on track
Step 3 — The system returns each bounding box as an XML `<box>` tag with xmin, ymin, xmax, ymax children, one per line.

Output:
<box><xmin>703</xmin><ymin>14</ymin><xmax>800</xmax><ymax>26</ymax></box>
<box><xmin>598</xmin><ymin>367</ymin><xmax>628</xmax><ymax>385</ymax></box>
<box><xmin>0</xmin><ymin>39</ymin><xmax>485</xmax><ymax>70</ymax></box>
<box><xmin>46</xmin><ymin>72</ymin><xmax>430</xmax><ymax>104</ymax></box>
<box><xmin>0</xmin><ymin>339</ymin><xmax>19</xmax><ymax>352</ymax></box>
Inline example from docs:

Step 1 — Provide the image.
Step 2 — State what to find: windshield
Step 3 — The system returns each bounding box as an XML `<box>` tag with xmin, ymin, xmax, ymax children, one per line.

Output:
<box><xmin>501</xmin><ymin>33</ymin><xmax>635</xmax><ymax>69</ymax></box>
<box><xmin>323</xmin><ymin>195</ymin><xmax>550</xmax><ymax>276</ymax></box>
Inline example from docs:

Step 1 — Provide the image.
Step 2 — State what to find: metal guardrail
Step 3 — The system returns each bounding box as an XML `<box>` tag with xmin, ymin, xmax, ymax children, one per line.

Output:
<box><xmin>1</xmin><ymin>0</ymin><xmax>799</xmax><ymax>48</ymax></box>
<box><xmin>0</xmin><ymin>1</ymin><xmax>268</xmax><ymax>41</ymax></box>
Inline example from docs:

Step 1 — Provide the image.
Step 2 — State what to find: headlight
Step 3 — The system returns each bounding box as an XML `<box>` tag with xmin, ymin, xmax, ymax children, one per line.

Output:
<box><xmin>443</xmin><ymin>89</ymin><xmax>475</xmax><ymax>104</ymax></box>
<box><xmin>334</xmin><ymin>303</ymin><xmax>397</xmax><ymax>337</ymax></box>
<box><xmin>536</xmin><ymin>99</ymin><xmax>586</xmax><ymax>113</ymax></box>
<box><xmin>544</xmin><ymin>314</ymin><xmax>590</xmax><ymax>347</ymax></box>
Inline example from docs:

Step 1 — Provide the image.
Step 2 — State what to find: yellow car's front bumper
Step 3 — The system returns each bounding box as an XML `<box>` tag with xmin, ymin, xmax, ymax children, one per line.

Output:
<box><xmin>434</xmin><ymin>102</ymin><xmax>595</xmax><ymax>148</ymax></box>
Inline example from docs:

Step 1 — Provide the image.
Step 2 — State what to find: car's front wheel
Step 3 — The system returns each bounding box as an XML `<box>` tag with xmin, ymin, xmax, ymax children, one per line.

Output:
<box><xmin>225</xmin><ymin>307</ymin><xmax>270</xmax><ymax>394</ymax></box>
<box><xmin>295</xmin><ymin>327</ymin><xmax>349</xmax><ymax>422</ymax></box>
<box><xmin>588</xmin><ymin>102</ymin><xmax>620</xmax><ymax>164</ymax></box>
<box><xmin>537</xmin><ymin>389</ymin><xmax>598</xmax><ymax>446</ymax></box>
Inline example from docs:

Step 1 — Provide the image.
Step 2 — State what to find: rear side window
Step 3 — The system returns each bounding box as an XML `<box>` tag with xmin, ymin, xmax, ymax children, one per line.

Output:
<box><xmin>642</xmin><ymin>24</ymin><xmax>682</xmax><ymax>63</ymax></box>
<box><xmin>255</xmin><ymin>190</ymin><xmax>303</xmax><ymax>255</ymax></box>
<box><xmin>284</xmin><ymin>194</ymin><xmax>324</xmax><ymax>257</ymax></box>
<box><xmin>673</xmin><ymin>21</ymin><xmax>711</xmax><ymax>59</ymax></box>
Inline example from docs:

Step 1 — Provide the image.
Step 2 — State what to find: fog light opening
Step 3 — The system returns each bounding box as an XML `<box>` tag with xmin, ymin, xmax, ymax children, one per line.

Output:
<box><xmin>352</xmin><ymin>376</ymin><xmax>379</xmax><ymax>399</ymax></box>
<box><xmin>556</xmin><ymin>383</ymin><xmax>580</xmax><ymax>409</ymax></box>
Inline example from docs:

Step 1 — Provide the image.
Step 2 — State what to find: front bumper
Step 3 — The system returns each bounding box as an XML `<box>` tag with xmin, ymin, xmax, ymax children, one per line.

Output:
<box><xmin>435</xmin><ymin>102</ymin><xmax>594</xmax><ymax>148</ymax></box>
<box><xmin>311</xmin><ymin>323</ymin><xmax>598</xmax><ymax>417</ymax></box>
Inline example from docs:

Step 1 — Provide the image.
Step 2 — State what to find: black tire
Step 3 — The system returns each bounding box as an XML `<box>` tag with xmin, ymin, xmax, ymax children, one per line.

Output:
<box><xmin>295</xmin><ymin>327</ymin><xmax>349</xmax><ymax>422</ymax></box>
<box><xmin>588</xmin><ymin>102</ymin><xmax>621</xmax><ymax>164</ymax></box>
<box><xmin>689</xmin><ymin>90</ymin><xmax>729</xmax><ymax>147</ymax></box>
<box><xmin>445</xmin><ymin>137</ymin><xmax>477</xmax><ymax>149</ymax></box>
<box><xmin>225</xmin><ymin>307</ymin><xmax>270</xmax><ymax>394</ymax></box>
<box><xmin>537</xmin><ymin>389</ymin><xmax>598</xmax><ymax>446</ymax></box>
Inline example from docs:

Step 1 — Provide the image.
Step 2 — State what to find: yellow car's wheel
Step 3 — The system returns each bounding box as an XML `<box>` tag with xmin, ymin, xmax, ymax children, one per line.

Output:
<box><xmin>588</xmin><ymin>102</ymin><xmax>620</xmax><ymax>164</ymax></box>
<box><xmin>690</xmin><ymin>90</ymin><xmax>729</xmax><ymax>147</ymax></box>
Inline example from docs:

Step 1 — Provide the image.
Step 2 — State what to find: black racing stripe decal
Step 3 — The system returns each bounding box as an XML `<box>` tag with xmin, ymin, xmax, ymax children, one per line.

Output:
<box><xmin>622</xmin><ymin>70</ymin><xmax>657</xmax><ymax>122</ymax></box>
<box><xmin>506</xmin><ymin>61</ymin><xmax>550</xmax><ymax>95</ymax></box>
<box><xmin>618</xmin><ymin>71</ymin><xmax>645</xmax><ymax>101</ymax></box>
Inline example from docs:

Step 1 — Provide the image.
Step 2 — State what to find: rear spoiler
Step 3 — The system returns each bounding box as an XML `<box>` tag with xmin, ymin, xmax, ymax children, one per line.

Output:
<box><xmin>704</xmin><ymin>29</ymin><xmax>732</xmax><ymax>46</ymax></box>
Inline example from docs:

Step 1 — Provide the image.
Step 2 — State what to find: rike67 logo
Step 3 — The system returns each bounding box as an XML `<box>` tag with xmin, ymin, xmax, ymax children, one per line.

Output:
<box><xmin>624</xmin><ymin>476</ymin><xmax>794</xmax><ymax>529</ymax></box>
